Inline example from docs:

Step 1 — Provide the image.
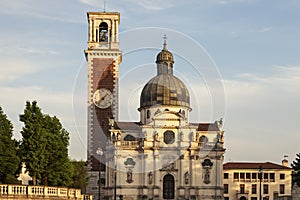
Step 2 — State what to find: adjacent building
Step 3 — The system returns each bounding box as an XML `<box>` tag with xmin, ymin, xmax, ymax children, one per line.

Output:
<box><xmin>223</xmin><ymin>160</ymin><xmax>293</xmax><ymax>200</ymax></box>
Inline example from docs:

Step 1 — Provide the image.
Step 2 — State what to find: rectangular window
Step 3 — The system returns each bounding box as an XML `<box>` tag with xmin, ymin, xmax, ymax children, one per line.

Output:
<box><xmin>224</xmin><ymin>197</ymin><xmax>229</xmax><ymax>200</ymax></box>
<box><xmin>251</xmin><ymin>198</ymin><xmax>257</xmax><ymax>200</ymax></box>
<box><xmin>224</xmin><ymin>184</ymin><xmax>228</xmax><ymax>194</ymax></box>
<box><xmin>240</xmin><ymin>173</ymin><xmax>245</xmax><ymax>179</ymax></box>
<box><xmin>280</xmin><ymin>184</ymin><xmax>285</xmax><ymax>194</ymax></box>
<box><xmin>263</xmin><ymin>173</ymin><xmax>268</xmax><ymax>180</ymax></box>
<box><xmin>252</xmin><ymin>184</ymin><xmax>257</xmax><ymax>194</ymax></box>
<box><xmin>234</xmin><ymin>172</ymin><xmax>239</xmax><ymax>180</ymax></box>
<box><xmin>252</xmin><ymin>173</ymin><xmax>257</xmax><ymax>179</ymax></box>
<box><xmin>270</xmin><ymin>173</ymin><xmax>275</xmax><ymax>182</ymax></box>
<box><xmin>240</xmin><ymin>184</ymin><xmax>245</xmax><ymax>194</ymax></box>
<box><xmin>280</xmin><ymin>173</ymin><xmax>285</xmax><ymax>180</ymax></box>
<box><xmin>263</xmin><ymin>184</ymin><xmax>269</xmax><ymax>194</ymax></box>
<box><xmin>224</xmin><ymin>173</ymin><xmax>229</xmax><ymax>179</ymax></box>
<box><xmin>246</xmin><ymin>172</ymin><xmax>251</xmax><ymax>180</ymax></box>
<box><xmin>258</xmin><ymin>172</ymin><xmax>262</xmax><ymax>180</ymax></box>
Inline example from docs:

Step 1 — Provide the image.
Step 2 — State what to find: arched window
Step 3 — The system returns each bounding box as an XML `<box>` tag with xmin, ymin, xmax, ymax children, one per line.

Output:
<box><xmin>163</xmin><ymin>174</ymin><xmax>174</xmax><ymax>199</ymax></box>
<box><xmin>99</xmin><ymin>22</ymin><xmax>108</xmax><ymax>42</ymax></box>
<box><xmin>240</xmin><ymin>196</ymin><xmax>247</xmax><ymax>200</ymax></box>
<box><xmin>124</xmin><ymin>134</ymin><xmax>135</xmax><ymax>141</ymax></box>
<box><xmin>164</xmin><ymin>130</ymin><xmax>175</xmax><ymax>144</ymax></box>
<box><xmin>181</xmin><ymin>110</ymin><xmax>185</xmax><ymax>117</ymax></box>
<box><xmin>199</xmin><ymin>135</ymin><xmax>208</xmax><ymax>145</ymax></box>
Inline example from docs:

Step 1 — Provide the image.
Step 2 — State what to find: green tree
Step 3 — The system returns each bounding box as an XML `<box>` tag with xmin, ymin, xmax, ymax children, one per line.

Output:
<box><xmin>292</xmin><ymin>153</ymin><xmax>300</xmax><ymax>186</ymax></box>
<box><xmin>19</xmin><ymin>101</ymin><xmax>73</xmax><ymax>186</ymax></box>
<box><xmin>71</xmin><ymin>160</ymin><xmax>89</xmax><ymax>189</ymax></box>
<box><xmin>0</xmin><ymin>106</ymin><xmax>20</xmax><ymax>184</ymax></box>
<box><xmin>43</xmin><ymin>115</ymin><xmax>74</xmax><ymax>187</ymax></box>
<box><xmin>19</xmin><ymin>101</ymin><xmax>47</xmax><ymax>185</ymax></box>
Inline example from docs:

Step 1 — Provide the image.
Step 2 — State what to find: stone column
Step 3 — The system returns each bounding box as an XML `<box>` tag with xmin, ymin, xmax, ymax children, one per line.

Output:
<box><xmin>111</xmin><ymin>19</ymin><xmax>115</xmax><ymax>43</ymax></box>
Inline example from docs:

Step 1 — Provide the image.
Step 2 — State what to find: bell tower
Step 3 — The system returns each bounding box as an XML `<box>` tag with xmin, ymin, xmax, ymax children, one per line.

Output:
<box><xmin>84</xmin><ymin>12</ymin><xmax>122</xmax><ymax>199</ymax></box>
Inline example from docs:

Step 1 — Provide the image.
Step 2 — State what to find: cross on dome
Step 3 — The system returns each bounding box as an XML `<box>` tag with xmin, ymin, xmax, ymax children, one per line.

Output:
<box><xmin>163</xmin><ymin>34</ymin><xmax>168</xmax><ymax>50</ymax></box>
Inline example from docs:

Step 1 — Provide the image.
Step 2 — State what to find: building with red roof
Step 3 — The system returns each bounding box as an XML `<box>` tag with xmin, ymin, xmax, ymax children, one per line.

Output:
<box><xmin>223</xmin><ymin>160</ymin><xmax>293</xmax><ymax>200</ymax></box>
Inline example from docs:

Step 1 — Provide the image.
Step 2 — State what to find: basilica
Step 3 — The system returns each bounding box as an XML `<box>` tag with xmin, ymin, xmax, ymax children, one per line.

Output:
<box><xmin>85</xmin><ymin>11</ymin><xmax>225</xmax><ymax>200</ymax></box>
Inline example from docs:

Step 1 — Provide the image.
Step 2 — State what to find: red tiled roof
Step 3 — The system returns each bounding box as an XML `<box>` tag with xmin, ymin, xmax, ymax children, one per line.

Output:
<box><xmin>190</xmin><ymin>123</ymin><xmax>220</xmax><ymax>131</ymax></box>
<box><xmin>223</xmin><ymin>162</ymin><xmax>292</xmax><ymax>170</ymax></box>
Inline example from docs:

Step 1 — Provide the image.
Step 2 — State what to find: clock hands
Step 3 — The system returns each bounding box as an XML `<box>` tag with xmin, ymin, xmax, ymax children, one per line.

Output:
<box><xmin>101</xmin><ymin>93</ymin><xmax>109</xmax><ymax>101</ymax></box>
<box><xmin>93</xmin><ymin>88</ymin><xmax>112</xmax><ymax>109</ymax></box>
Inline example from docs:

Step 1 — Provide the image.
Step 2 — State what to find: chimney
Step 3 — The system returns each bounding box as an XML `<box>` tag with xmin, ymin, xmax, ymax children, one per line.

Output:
<box><xmin>282</xmin><ymin>155</ymin><xmax>288</xmax><ymax>167</ymax></box>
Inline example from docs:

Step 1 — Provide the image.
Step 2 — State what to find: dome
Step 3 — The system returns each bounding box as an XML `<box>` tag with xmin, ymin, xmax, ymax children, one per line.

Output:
<box><xmin>156</xmin><ymin>49</ymin><xmax>174</xmax><ymax>64</ymax></box>
<box><xmin>140</xmin><ymin>74</ymin><xmax>190</xmax><ymax>108</ymax></box>
<box><xmin>139</xmin><ymin>38</ymin><xmax>190</xmax><ymax>109</ymax></box>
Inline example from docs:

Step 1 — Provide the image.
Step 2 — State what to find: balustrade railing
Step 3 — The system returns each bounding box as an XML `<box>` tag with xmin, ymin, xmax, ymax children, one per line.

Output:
<box><xmin>0</xmin><ymin>184</ymin><xmax>92</xmax><ymax>199</ymax></box>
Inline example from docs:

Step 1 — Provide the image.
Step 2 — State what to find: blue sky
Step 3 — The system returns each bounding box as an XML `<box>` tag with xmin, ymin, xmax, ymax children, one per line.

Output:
<box><xmin>0</xmin><ymin>0</ymin><xmax>300</xmax><ymax>164</ymax></box>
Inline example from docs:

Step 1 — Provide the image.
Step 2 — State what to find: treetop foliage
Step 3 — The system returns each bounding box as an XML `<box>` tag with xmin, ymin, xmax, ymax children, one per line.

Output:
<box><xmin>292</xmin><ymin>153</ymin><xmax>300</xmax><ymax>187</ymax></box>
<box><xmin>0</xmin><ymin>106</ymin><xmax>20</xmax><ymax>184</ymax></box>
<box><xmin>19</xmin><ymin>101</ymin><xmax>72</xmax><ymax>186</ymax></box>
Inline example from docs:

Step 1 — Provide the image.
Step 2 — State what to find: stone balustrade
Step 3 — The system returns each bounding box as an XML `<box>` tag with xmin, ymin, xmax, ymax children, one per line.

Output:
<box><xmin>0</xmin><ymin>184</ymin><xmax>92</xmax><ymax>200</ymax></box>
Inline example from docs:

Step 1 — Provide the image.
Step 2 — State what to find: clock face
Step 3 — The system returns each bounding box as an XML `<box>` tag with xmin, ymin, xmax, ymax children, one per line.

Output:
<box><xmin>93</xmin><ymin>88</ymin><xmax>112</xmax><ymax>109</ymax></box>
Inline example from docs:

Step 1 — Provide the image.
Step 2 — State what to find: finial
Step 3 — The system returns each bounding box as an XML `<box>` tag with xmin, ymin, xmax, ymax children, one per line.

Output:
<box><xmin>163</xmin><ymin>34</ymin><xmax>167</xmax><ymax>50</ymax></box>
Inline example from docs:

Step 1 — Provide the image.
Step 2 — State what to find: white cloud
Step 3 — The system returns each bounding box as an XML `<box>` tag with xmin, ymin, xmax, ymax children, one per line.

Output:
<box><xmin>127</xmin><ymin>0</ymin><xmax>176</xmax><ymax>11</ymax></box>
<box><xmin>258</xmin><ymin>26</ymin><xmax>273</xmax><ymax>33</ymax></box>
<box><xmin>229</xmin><ymin>26</ymin><xmax>273</xmax><ymax>38</ymax></box>
<box><xmin>80</xmin><ymin>0</ymin><xmax>178</xmax><ymax>11</ymax></box>
<box><xmin>223</xmin><ymin>65</ymin><xmax>300</xmax><ymax>161</ymax></box>
<box><xmin>14</xmin><ymin>46</ymin><xmax>58</xmax><ymax>55</ymax></box>
<box><xmin>0</xmin><ymin>0</ymin><xmax>85</xmax><ymax>24</ymax></box>
<box><xmin>216</xmin><ymin>0</ymin><xmax>256</xmax><ymax>4</ymax></box>
<box><xmin>0</xmin><ymin>60</ymin><xmax>40</xmax><ymax>82</ymax></box>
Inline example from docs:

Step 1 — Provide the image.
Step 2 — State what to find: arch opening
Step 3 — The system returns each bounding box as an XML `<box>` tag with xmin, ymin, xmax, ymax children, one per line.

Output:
<box><xmin>163</xmin><ymin>174</ymin><xmax>175</xmax><ymax>199</ymax></box>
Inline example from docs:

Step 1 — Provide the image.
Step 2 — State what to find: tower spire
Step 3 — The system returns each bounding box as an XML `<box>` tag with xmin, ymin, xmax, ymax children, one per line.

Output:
<box><xmin>163</xmin><ymin>34</ymin><xmax>167</xmax><ymax>50</ymax></box>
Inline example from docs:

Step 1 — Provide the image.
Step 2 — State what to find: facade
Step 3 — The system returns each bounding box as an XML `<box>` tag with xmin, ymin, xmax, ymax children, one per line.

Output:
<box><xmin>223</xmin><ymin>161</ymin><xmax>293</xmax><ymax>200</ymax></box>
<box><xmin>85</xmin><ymin>11</ymin><xmax>226</xmax><ymax>200</ymax></box>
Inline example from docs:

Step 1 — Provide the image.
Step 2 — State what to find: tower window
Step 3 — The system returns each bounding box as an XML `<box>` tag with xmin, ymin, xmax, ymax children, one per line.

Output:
<box><xmin>99</xmin><ymin>22</ymin><xmax>108</xmax><ymax>42</ymax></box>
<box><xmin>163</xmin><ymin>130</ymin><xmax>175</xmax><ymax>144</ymax></box>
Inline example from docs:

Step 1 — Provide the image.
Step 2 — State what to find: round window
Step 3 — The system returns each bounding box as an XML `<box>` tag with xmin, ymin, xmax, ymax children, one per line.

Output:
<box><xmin>164</xmin><ymin>130</ymin><xmax>175</xmax><ymax>144</ymax></box>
